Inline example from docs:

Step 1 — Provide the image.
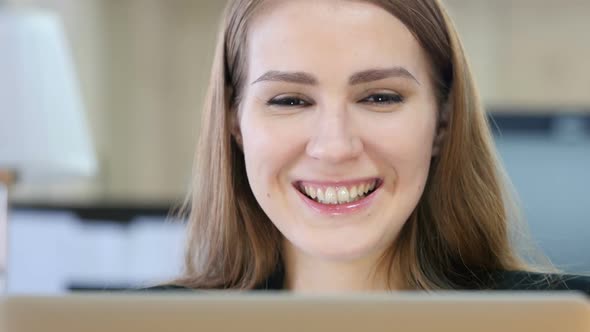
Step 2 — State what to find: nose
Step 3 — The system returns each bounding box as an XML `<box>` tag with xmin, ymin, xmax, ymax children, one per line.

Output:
<box><xmin>305</xmin><ymin>108</ymin><xmax>363</xmax><ymax>163</ymax></box>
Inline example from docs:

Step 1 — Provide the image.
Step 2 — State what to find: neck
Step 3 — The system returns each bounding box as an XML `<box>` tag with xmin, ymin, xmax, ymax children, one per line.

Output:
<box><xmin>282</xmin><ymin>240</ymin><xmax>396</xmax><ymax>293</ymax></box>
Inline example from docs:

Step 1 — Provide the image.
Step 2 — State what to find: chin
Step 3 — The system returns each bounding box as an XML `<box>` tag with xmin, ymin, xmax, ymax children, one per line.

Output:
<box><xmin>290</xmin><ymin>232</ymin><xmax>390</xmax><ymax>262</ymax></box>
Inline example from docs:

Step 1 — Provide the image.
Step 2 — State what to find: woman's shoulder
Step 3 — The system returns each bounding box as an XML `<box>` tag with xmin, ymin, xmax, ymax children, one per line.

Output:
<box><xmin>133</xmin><ymin>271</ymin><xmax>590</xmax><ymax>295</ymax></box>
<box><xmin>487</xmin><ymin>270</ymin><xmax>590</xmax><ymax>295</ymax></box>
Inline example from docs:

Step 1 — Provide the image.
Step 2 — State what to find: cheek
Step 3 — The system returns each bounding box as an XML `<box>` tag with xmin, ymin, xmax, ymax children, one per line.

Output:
<box><xmin>241</xmin><ymin>118</ymin><xmax>272</xmax><ymax>190</ymax></box>
<box><xmin>368</xmin><ymin>106</ymin><xmax>435</xmax><ymax>147</ymax></box>
<box><xmin>365</xmin><ymin>109</ymin><xmax>437</xmax><ymax>185</ymax></box>
<box><xmin>240</xmin><ymin>112</ymin><xmax>305</xmax><ymax>195</ymax></box>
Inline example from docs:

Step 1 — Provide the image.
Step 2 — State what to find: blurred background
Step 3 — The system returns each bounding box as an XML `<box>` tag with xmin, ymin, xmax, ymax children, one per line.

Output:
<box><xmin>0</xmin><ymin>0</ymin><xmax>588</xmax><ymax>294</ymax></box>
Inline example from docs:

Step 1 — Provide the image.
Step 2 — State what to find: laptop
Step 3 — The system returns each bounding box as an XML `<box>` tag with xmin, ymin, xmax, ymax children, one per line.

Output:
<box><xmin>1</xmin><ymin>292</ymin><xmax>589</xmax><ymax>332</ymax></box>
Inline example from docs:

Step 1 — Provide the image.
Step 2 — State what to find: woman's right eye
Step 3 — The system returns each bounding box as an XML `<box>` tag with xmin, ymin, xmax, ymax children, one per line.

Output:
<box><xmin>266</xmin><ymin>96</ymin><xmax>312</xmax><ymax>107</ymax></box>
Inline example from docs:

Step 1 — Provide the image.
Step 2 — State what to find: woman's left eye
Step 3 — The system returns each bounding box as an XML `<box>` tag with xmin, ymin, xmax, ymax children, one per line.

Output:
<box><xmin>359</xmin><ymin>93</ymin><xmax>404</xmax><ymax>105</ymax></box>
<box><xmin>266</xmin><ymin>96</ymin><xmax>311</xmax><ymax>107</ymax></box>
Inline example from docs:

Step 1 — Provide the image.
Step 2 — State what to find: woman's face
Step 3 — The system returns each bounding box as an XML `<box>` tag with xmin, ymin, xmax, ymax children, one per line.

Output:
<box><xmin>237</xmin><ymin>0</ymin><xmax>439</xmax><ymax>261</ymax></box>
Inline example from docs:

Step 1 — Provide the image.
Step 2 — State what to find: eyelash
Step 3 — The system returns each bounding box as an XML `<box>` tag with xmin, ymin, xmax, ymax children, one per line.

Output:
<box><xmin>266</xmin><ymin>93</ymin><xmax>404</xmax><ymax>108</ymax></box>
<box><xmin>361</xmin><ymin>93</ymin><xmax>404</xmax><ymax>105</ymax></box>
<box><xmin>266</xmin><ymin>96</ymin><xmax>311</xmax><ymax>107</ymax></box>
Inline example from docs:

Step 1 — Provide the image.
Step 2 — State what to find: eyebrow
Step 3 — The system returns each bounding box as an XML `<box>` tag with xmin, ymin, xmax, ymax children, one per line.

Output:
<box><xmin>349</xmin><ymin>67</ymin><xmax>420</xmax><ymax>85</ymax></box>
<box><xmin>251</xmin><ymin>66</ymin><xmax>419</xmax><ymax>86</ymax></box>
<box><xmin>251</xmin><ymin>70</ymin><xmax>318</xmax><ymax>85</ymax></box>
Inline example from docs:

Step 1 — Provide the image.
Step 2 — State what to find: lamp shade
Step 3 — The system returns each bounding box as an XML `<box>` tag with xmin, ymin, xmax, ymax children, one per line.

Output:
<box><xmin>0</xmin><ymin>9</ymin><xmax>97</xmax><ymax>183</ymax></box>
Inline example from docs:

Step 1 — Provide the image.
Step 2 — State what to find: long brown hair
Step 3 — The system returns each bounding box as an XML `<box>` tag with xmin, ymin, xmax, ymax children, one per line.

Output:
<box><xmin>175</xmin><ymin>0</ymin><xmax>531</xmax><ymax>290</ymax></box>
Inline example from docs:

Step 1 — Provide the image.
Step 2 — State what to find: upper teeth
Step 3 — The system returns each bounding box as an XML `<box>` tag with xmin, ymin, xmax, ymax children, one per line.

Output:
<box><xmin>302</xmin><ymin>180</ymin><xmax>377</xmax><ymax>204</ymax></box>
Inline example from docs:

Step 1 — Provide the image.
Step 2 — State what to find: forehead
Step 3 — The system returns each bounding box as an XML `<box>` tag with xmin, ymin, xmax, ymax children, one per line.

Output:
<box><xmin>246</xmin><ymin>0</ymin><xmax>431</xmax><ymax>83</ymax></box>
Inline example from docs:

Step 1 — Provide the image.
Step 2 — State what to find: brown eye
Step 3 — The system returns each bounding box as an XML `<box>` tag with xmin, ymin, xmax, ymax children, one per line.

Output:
<box><xmin>267</xmin><ymin>96</ymin><xmax>311</xmax><ymax>107</ymax></box>
<box><xmin>360</xmin><ymin>93</ymin><xmax>404</xmax><ymax>105</ymax></box>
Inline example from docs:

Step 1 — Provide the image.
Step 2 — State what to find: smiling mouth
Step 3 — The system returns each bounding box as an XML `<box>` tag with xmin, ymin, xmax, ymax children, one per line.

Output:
<box><xmin>295</xmin><ymin>179</ymin><xmax>382</xmax><ymax>205</ymax></box>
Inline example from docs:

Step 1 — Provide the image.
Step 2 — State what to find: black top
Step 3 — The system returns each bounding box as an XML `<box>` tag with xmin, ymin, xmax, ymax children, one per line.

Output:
<box><xmin>144</xmin><ymin>270</ymin><xmax>590</xmax><ymax>296</ymax></box>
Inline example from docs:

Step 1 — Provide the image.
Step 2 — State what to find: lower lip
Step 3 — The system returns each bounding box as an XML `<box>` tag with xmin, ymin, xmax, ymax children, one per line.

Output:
<box><xmin>294</xmin><ymin>186</ymin><xmax>380</xmax><ymax>216</ymax></box>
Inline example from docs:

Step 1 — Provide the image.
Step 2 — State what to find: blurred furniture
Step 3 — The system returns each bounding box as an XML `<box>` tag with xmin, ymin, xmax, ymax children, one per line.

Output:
<box><xmin>0</xmin><ymin>172</ymin><xmax>13</xmax><ymax>293</ymax></box>
<box><xmin>7</xmin><ymin>208</ymin><xmax>185</xmax><ymax>294</ymax></box>
<box><xmin>0</xmin><ymin>8</ymin><xmax>98</xmax><ymax>292</ymax></box>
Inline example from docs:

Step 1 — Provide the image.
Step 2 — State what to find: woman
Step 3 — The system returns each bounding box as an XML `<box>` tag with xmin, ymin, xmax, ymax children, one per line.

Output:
<box><xmin>159</xmin><ymin>0</ymin><xmax>589</xmax><ymax>294</ymax></box>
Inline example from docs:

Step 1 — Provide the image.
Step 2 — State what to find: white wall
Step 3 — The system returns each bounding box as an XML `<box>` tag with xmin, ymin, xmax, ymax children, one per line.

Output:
<box><xmin>445</xmin><ymin>0</ymin><xmax>590</xmax><ymax>109</ymax></box>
